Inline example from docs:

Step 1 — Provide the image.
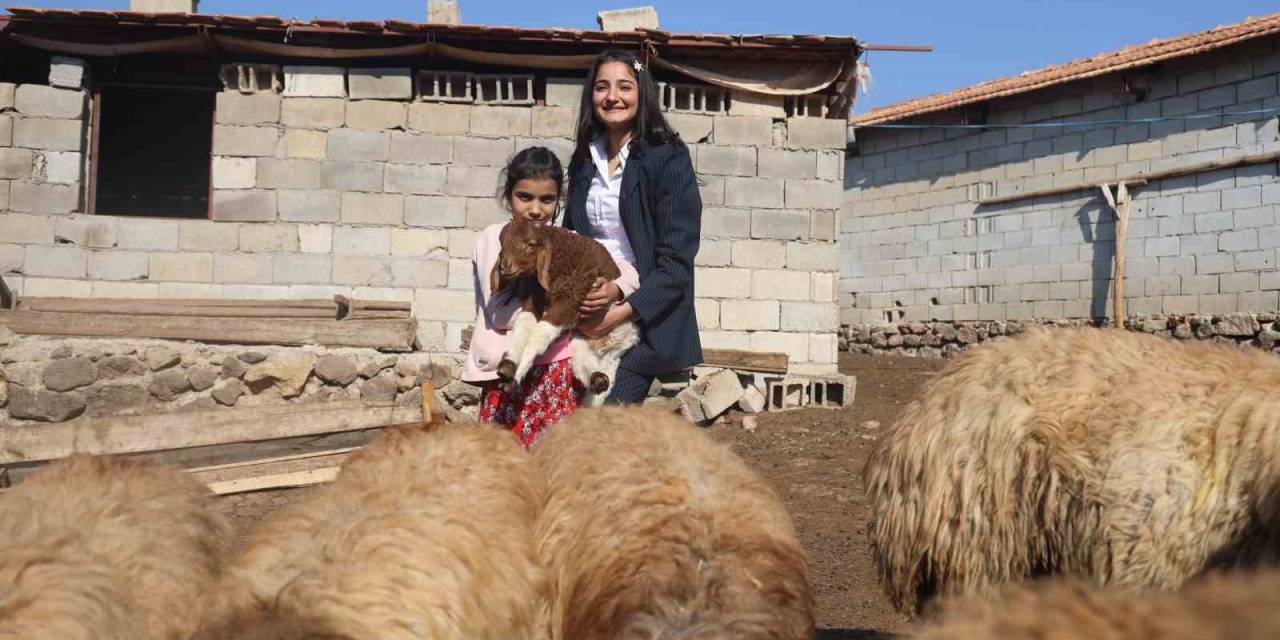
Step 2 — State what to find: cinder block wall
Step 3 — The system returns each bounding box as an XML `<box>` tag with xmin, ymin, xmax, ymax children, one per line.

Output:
<box><xmin>841</xmin><ymin>38</ymin><xmax>1280</xmax><ymax>335</ymax></box>
<box><xmin>0</xmin><ymin>64</ymin><xmax>844</xmax><ymax>373</ymax></box>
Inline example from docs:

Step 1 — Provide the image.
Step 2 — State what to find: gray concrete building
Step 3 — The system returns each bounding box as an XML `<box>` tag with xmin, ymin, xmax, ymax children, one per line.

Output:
<box><xmin>841</xmin><ymin>13</ymin><xmax>1280</xmax><ymax>354</ymax></box>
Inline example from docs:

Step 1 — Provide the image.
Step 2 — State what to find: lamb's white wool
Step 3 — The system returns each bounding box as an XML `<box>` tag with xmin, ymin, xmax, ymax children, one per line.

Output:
<box><xmin>503</xmin><ymin>310</ymin><xmax>539</xmax><ymax>374</ymax></box>
<box><xmin>571</xmin><ymin>320</ymin><xmax>641</xmax><ymax>407</ymax></box>
<box><xmin>514</xmin><ymin>320</ymin><xmax>566</xmax><ymax>384</ymax></box>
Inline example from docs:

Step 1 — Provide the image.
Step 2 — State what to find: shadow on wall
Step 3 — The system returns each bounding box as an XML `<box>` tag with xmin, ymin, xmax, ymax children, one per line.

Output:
<box><xmin>1076</xmin><ymin>199</ymin><xmax>1117</xmax><ymax>320</ymax></box>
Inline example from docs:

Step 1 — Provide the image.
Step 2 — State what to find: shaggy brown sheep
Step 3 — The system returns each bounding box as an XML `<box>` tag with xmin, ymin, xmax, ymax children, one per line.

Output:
<box><xmin>535</xmin><ymin>406</ymin><xmax>814</xmax><ymax>639</ymax></box>
<box><xmin>864</xmin><ymin>325</ymin><xmax>1280</xmax><ymax>615</ymax></box>
<box><xmin>0</xmin><ymin>454</ymin><xmax>233</xmax><ymax>640</ymax></box>
<box><xmin>198</xmin><ymin>421</ymin><xmax>548</xmax><ymax>640</ymax></box>
<box><xmin>491</xmin><ymin>218</ymin><xmax>639</xmax><ymax>405</ymax></box>
<box><xmin>911</xmin><ymin>569</ymin><xmax>1280</xmax><ymax>639</ymax></box>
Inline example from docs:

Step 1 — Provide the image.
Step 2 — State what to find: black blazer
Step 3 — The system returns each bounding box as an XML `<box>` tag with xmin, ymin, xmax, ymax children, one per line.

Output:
<box><xmin>564</xmin><ymin>139</ymin><xmax>703</xmax><ymax>376</ymax></box>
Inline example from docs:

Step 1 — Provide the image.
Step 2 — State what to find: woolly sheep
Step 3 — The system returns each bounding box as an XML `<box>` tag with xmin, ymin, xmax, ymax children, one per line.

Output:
<box><xmin>535</xmin><ymin>406</ymin><xmax>815</xmax><ymax>639</ymax></box>
<box><xmin>0</xmin><ymin>454</ymin><xmax>233</xmax><ymax>640</ymax></box>
<box><xmin>911</xmin><ymin>569</ymin><xmax>1280</xmax><ymax>639</ymax></box>
<box><xmin>864</xmin><ymin>325</ymin><xmax>1280</xmax><ymax>615</ymax></box>
<box><xmin>491</xmin><ymin>218</ymin><xmax>640</xmax><ymax>406</ymax></box>
<box><xmin>198</xmin><ymin>421</ymin><xmax>548</xmax><ymax>640</ymax></box>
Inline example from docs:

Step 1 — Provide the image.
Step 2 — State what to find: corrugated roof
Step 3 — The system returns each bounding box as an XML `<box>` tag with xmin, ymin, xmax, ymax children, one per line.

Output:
<box><xmin>852</xmin><ymin>11</ymin><xmax>1280</xmax><ymax>125</ymax></box>
<box><xmin>1</xmin><ymin>6</ymin><xmax>858</xmax><ymax>52</ymax></box>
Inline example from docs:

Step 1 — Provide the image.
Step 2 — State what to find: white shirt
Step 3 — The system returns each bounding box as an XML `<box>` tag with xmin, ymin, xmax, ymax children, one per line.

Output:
<box><xmin>585</xmin><ymin>136</ymin><xmax>638</xmax><ymax>264</ymax></box>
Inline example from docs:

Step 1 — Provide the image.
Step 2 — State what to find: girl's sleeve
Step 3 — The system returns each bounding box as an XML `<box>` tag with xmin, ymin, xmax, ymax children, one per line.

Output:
<box><xmin>624</xmin><ymin>145</ymin><xmax>701</xmax><ymax>325</ymax></box>
<box><xmin>473</xmin><ymin>227</ymin><xmax>520</xmax><ymax>331</ymax></box>
<box><xmin>613</xmin><ymin>257</ymin><xmax>641</xmax><ymax>299</ymax></box>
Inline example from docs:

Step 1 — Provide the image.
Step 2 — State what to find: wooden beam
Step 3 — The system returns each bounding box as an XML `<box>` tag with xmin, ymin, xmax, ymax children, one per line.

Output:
<box><xmin>0</xmin><ymin>311</ymin><xmax>416</xmax><ymax>351</ymax></box>
<box><xmin>701</xmin><ymin>348</ymin><xmax>789</xmax><ymax>373</ymax></box>
<box><xmin>184</xmin><ymin>447</ymin><xmax>359</xmax><ymax>475</ymax></box>
<box><xmin>16</xmin><ymin>297</ymin><xmax>338</xmax><ymax>318</ymax></box>
<box><xmin>335</xmin><ymin>295</ymin><xmax>412</xmax><ymax>320</ymax></box>
<box><xmin>206</xmin><ymin>467</ymin><xmax>339</xmax><ymax>496</ymax></box>
<box><xmin>0</xmin><ymin>401</ymin><xmax>419</xmax><ymax>465</ymax></box>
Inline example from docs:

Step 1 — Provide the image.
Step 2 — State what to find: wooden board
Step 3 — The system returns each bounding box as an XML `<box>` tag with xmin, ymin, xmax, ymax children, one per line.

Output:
<box><xmin>0</xmin><ymin>311</ymin><xmax>416</xmax><ymax>351</ymax></box>
<box><xmin>701</xmin><ymin>348</ymin><xmax>789</xmax><ymax>373</ymax></box>
<box><xmin>16</xmin><ymin>298</ymin><xmax>338</xmax><ymax>318</ymax></box>
<box><xmin>0</xmin><ymin>400</ymin><xmax>419</xmax><ymax>465</ymax></box>
<box><xmin>206</xmin><ymin>467</ymin><xmax>339</xmax><ymax>496</ymax></box>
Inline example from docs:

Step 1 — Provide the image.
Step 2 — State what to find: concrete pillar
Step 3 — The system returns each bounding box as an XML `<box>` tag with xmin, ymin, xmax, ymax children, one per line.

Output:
<box><xmin>427</xmin><ymin>0</ymin><xmax>460</xmax><ymax>24</ymax></box>
<box><xmin>597</xmin><ymin>6</ymin><xmax>659</xmax><ymax>31</ymax></box>
<box><xmin>130</xmin><ymin>0</ymin><xmax>199</xmax><ymax>12</ymax></box>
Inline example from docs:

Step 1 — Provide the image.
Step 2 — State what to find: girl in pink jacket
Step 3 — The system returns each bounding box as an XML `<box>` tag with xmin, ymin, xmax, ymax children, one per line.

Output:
<box><xmin>464</xmin><ymin>147</ymin><xmax>639</xmax><ymax>448</ymax></box>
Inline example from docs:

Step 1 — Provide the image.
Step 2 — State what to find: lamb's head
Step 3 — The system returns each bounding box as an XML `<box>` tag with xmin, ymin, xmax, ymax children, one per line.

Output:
<box><xmin>491</xmin><ymin>219</ymin><xmax>553</xmax><ymax>293</ymax></box>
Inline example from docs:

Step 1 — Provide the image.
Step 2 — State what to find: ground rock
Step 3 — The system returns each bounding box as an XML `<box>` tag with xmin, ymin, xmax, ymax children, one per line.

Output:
<box><xmin>9</xmin><ymin>387</ymin><xmax>85</xmax><ymax>422</ymax></box>
<box><xmin>314</xmin><ymin>355</ymin><xmax>359</xmax><ymax>385</ymax></box>
<box><xmin>144</xmin><ymin>347</ymin><xmax>181</xmax><ymax>371</ymax></box>
<box><xmin>245</xmin><ymin>357</ymin><xmax>314</xmax><ymax>398</ymax></box>
<box><xmin>361</xmin><ymin>371</ymin><xmax>398</xmax><ymax>401</ymax></box>
<box><xmin>1216</xmin><ymin>313</ymin><xmax>1260</xmax><ymax>337</ymax></box>
<box><xmin>221</xmin><ymin>355</ymin><xmax>249</xmax><ymax>380</ymax></box>
<box><xmin>87</xmin><ymin>383</ymin><xmax>149</xmax><ymax>415</ymax></box>
<box><xmin>188</xmin><ymin>365</ymin><xmax>219</xmax><ymax>392</ymax></box>
<box><xmin>212</xmin><ymin>379</ymin><xmax>246</xmax><ymax>406</ymax></box>
<box><xmin>42</xmin><ymin>357</ymin><xmax>96</xmax><ymax>391</ymax></box>
<box><xmin>98</xmin><ymin>355</ymin><xmax>147</xmax><ymax>379</ymax></box>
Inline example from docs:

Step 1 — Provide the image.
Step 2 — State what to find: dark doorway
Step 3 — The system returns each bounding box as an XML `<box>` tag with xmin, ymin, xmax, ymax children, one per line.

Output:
<box><xmin>93</xmin><ymin>84</ymin><xmax>214</xmax><ymax>218</ymax></box>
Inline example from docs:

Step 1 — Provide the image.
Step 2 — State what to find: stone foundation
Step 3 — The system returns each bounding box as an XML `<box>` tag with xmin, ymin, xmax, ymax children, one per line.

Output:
<box><xmin>841</xmin><ymin>312</ymin><xmax>1280</xmax><ymax>358</ymax></box>
<box><xmin>0</xmin><ymin>330</ymin><xmax>480</xmax><ymax>425</ymax></box>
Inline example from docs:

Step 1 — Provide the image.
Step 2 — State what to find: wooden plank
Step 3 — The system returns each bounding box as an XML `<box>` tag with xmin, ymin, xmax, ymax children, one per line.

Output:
<box><xmin>16</xmin><ymin>298</ymin><xmax>338</xmax><ymax>318</ymax></box>
<box><xmin>206</xmin><ymin>467</ymin><xmax>339</xmax><ymax>496</ymax></box>
<box><xmin>701</xmin><ymin>348</ymin><xmax>789</xmax><ymax>373</ymax></box>
<box><xmin>335</xmin><ymin>295</ymin><xmax>412</xmax><ymax>320</ymax></box>
<box><xmin>1112</xmin><ymin>183</ymin><xmax>1132</xmax><ymax>329</ymax></box>
<box><xmin>421</xmin><ymin>381</ymin><xmax>437</xmax><ymax>424</ymax></box>
<box><xmin>0</xmin><ymin>311</ymin><xmax>415</xmax><ymax>351</ymax></box>
<box><xmin>0</xmin><ymin>401</ymin><xmax>419</xmax><ymax>465</ymax></box>
<box><xmin>184</xmin><ymin>447</ymin><xmax>359</xmax><ymax>475</ymax></box>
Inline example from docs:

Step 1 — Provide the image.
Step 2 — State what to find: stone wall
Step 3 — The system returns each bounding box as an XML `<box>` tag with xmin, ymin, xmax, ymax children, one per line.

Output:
<box><xmin>841</xmin><ymin>38</ymin><xmax>1280</xmax><ymax>334</ymax></box>
<box><xmin>0</xmin><ymin>61</ymin><xmax>844</xmax><ymax>374</ymax></box>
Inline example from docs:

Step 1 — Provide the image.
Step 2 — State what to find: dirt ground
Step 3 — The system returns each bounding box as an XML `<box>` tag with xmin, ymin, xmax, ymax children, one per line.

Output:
<box><xmin>216</xmin><ymin>352</ymin><xmax>945</xmax><ymax>638</ymax></box>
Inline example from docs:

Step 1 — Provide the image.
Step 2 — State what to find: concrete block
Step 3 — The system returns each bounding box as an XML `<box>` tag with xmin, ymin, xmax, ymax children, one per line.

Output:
<box><xmin>321</xmin><ymin>161</ymin><xmax>384</xmax><ymax>192</ymax></box>
<box><xmin>447</xmin><ymin>229</ymin><xmax>478</xmax><ymax>258</ymax></box>
<box><xmin>405</xmin><ymin>195</ymin><xmax>468</xmax><ymax>228</ymax></box>
<box><xmin>699</xmin><ymin>174</ymin><xmax>725</xmax><ymax>206</ymax></box>
<box><xmin>284</xmin><ymin>66</ymin><xmax>346</xmax><ymax>98</ymax></box>
<box><xmin>149</xmin><ymin>252</ymin><xmax>213</xmax><ymax>282</ymax></box>
<box><xmin>391</xmin><ymin>228</ymin><xmax>449</xmax><ymax>256</ymax></box>
<box><xmin>14</xmin><ymin>118</ymin><xmax>83</xmax><ymax>152</ymax></box>
<box><xmin>720</xmin><ymin>300</ymin><xmax>779</xmax><ymax>330</ymax></box>
<box><xmin>544</xmin><ymin>78</ymin><xmax>583</xmax><ymax>108</ymax></box>
<box><xmin>696</xmin><ymin>145</ymin><xmax>755</xmax><ymax>176</ymax></box>
<box><xmin>178</xmin><ymin>220</ymin><xmax>237</xmax><ymax>252</ymax></box>
<box><xmin>413</xmin><ymin>288</ymin><xmax>475</xmax><ymax>321</ymax></box>
<box><xmin>88</xmin><ymin>250</ymin><xmax>148</xmax><ymax>281</ymax></box>
<box><xmin>408</xmin><ymin>103</ymin><xmax>471</xmax><ymax>135</ymax></box>
<box><xmin>327</xmin><ymin>129</ymin><xmax>389</xmax><ymax>162</ymax></box>
<box><xmin>758</xmin><ymin>149</ymin><xmax>817</xmax><ymax>179</ymax></box>
<box><xmin>447</xmin><ymin>165</ymin><xmax>501</xmax><ymax>198</ymax></box>
<box><xmin>752</xmin><ymin>269</ymin><xmax>810</xmax><ymax>300</ymax></box>
<box><xmin>333</xmin><ymin>225</ymin><xmax>392</xmax><ymax>255</ymax></box>
<box><xmin>0</xmin><ymin>148</ymin><xmax>33</xmax><ymax>179</ymax></box>
<box><xmin>348</xmin><ymin>69</ymin><xmax>413</xmax><ymax>101</ymax></box>
<box><xmin>212</xmin><ymin>189</ymin><xmax>277</xmax><ymax>222</ymax></box>
<box><xmin>810</xmin><ymin>211</ymin><xmax>836</xmax><ymax>241</ymax></box>
<box><xmin>391</xmin><ymin>257</ymin><xmax>449</xmax><ymax>288</ymax></box>
<box><xmin>212</xmin><ymin>156</ymin><xmax>256</xmax><ymax>189</ymax></box>
<box><xmin>731</xmin><ymin>240</ymin><xmax>786</xmax><ymax>269</ymax></box>
<box><xmin>698</xmin><ymin>330</ymin><xmax>752</xmax><ymax>351</ymax></box>
<box><xmin>239</xmin><ymin>224</ymin><xmax>299</xmax><ymax>253</ymax></box>
<box><xmin>427</xmin><ymin>0</ymin><xmax>460</xmax><ymax>24</ymax></box>
<box><xmin>14</xmin><ymin>85</ymin><xmax>85</xmax><ymax>119</ymax></box>
<box><xmin>272</xmin><ymin>254</ymin><xmax>332</xmax><ymax>284</ymax></box>
<box><xmin>726</xmin><ymin>177</ymin><xmax>783</xmax><ymax>208</ymax></box>
<box><xmin>532</xmin><ymin>107</ymin><xmax>576</xmax><ymax>138</ymax></box>
<box><xmin>112</xmin><ymin>217</ymin><xmax>176</xmax><ymax>251</ymax></box>
<box><xmin>780</xmin><ymin>302</ymin><xmax>838</xmax><ymax>331</ymax></box>
<box><xmin>388</xmin><ymin>132</ymin><xmax>451</xmax><ymax>164</ymax></box>
<box><xmin>36</xmin><ymin>151</ymin><xmax>80</xmax><ymax>184</ymax></box>
<box><xmin>695</xmin><ymin>267</ymin><xmax>752</xmax><ymax>299</ymax></box>
<box><xmin>10</xmin><ymin>182</ymin><xmax>79</xmax><ymax>214</ymax></box>
<box><xmin>0</xmin><ymin>115</ymin><xmax>11</xmax><ymax>146</ymax></box>
<box><xmin>345</xmin><ymin>100</ymin><xmax>407</xmax><ymax>130</ymax></box>
<box><xmin>729</xmin><ymin>91</ymin><xmax>786</xmax><ymax>118</ymax></box>
<box><xmin>282</xmin><ymin>98</ymin><xmax>346</xmax><ymax>129</ymax></box>
<box><xmin>213</xmin><ymin>125</ymin><xmax>279</xmax><ymax>157</ymax></box>
<box><xmin>49</xmin><ymin>57</ymin><xmax>88</xmax><ymax>90</ymax></box>
<box><xmin>284</xmin><ymin>129</ymin><xmax>327</xmax><ymax>159</ymax></box>
<box><xmin>787</xmin><ymin>117</ymin><xmax>846</xmax><ymax>149</ymax></box>
<box><xmin>701</xmin><ymin>208</ymin><xmax>751</xmax><ymax>239</ymax></box>
<box><xmin>785</xmin><ymin>179</ymin><xmax>842</xmax><ymax>210</ymax></box>
<box><xmin>298</xmin><ymin>225</ymin><xmax>333</xmax><ymax>254</ymax></box>
<box><xmin>665</xmin><ymin>113</ymin><xmax>714</xmax><ymax>143</ymax></box>
<box><xmin>787</xmin><ymin>241</ymin><xmax>838</xmax><ymax>271</ymax></box>
<box><xmin>749</xmin><ymin>331</ymin><xmax>809</xmax><ymax>363</ymax></box>
<box><xmin>214</xmin><ymin>253</ymin><xmax>273</xmax><ymax>284</ymax></box>
<box><xmin>470</xmin><ymin>106</ymin><xmax>531</xmax><ymax>137</ymax></box>
<box><xmin>332</xmin><ymin>256</ymin><xmax>392</xmax><ymax>286</ymax></box>
<box><xmin>0</xmin><ymin>83</ymin><xmax>12</xmax><ymax>111</ymax></box>
<box><xmin>130</xmin><ymin>0</ymin><xmax>197</xmax><ymax>11</ymax></box>
<box><xmin>257</xmin><ymin>158</ymin><xmax>321</xmax><ymax>190</ymax></box>
<box><xmin>698</xmin><ymin>369</ymin><xmax>745</xmax><ymax>418</ymax></box>
<box><xmin>385</xmin><ymin>163</ymin><xmax>447</xmax><ymax>195</ymax></box>
<box><xmin>53</xmin><ymin>215</ymin><xmax>116</xmax><ymax>248</ymax></box>
<box><xmin>751</xmin><ymin>210</ymin><xmax>808</xmax><ymax>240</ymax></box>
<box><xmin>341</xmin><ymin>192</ymin><xmax>404</xmax><ymax>225</ymax></box>
<box><xmin>1223</xmin><ymin>186</ymin><xmax>1262</xmax><ymax>210</ymax></box>
<box><xmin>465</xmin><ymin>197</ymin><xmax>509</xmax><ymax>229</ymax></box>
<box><xmin>812</xmin><ymin>272</ymin><xmax>837</xmax><ymax>302</ymax></box>
<box><xmin>278</xmin><ymin>189</ymin><xmax>340</xmax><ymax>223</ymax></box>
<box><xmin>23</xmin><ymin>244</ymin><xmax>86</xmax><ymax>278</ymax></box>
<box><xmin>695</xmin><ymin>239</ymin><xmax>731</xmax><ymax>266</ymax></box>
<box><xmin>597</xmin><ymin>6</ymin><xmax>658</xmax><ymax>31</ymax></box>
<box><xmin>453</xmin><ymin>137</ymin><xmax>515</xmax><ymax>167</ymax></box>
<box><xmin>713</xmin><ymin>116</ymin><xmax>772</xmax><ymax>146</ymax></box>
<box><xmin>215</xmin><ymin>92</ymin><xmax>281</xmax><ymax>125</ymax></box>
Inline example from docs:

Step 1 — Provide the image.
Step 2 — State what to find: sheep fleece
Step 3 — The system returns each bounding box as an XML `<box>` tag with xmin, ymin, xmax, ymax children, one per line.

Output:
<box><xmin>864</xmin><ymin>326</ymin><xmax>1280</xmax><ymax>614</ymax></box>
<box><xmin>535</xmin><ymin>406</ymin><xmax>814</xmax><ymax>640</ymax></box>
<box><xmin>0</xmin><ymin>454</ymin><xmax>233</xmax><ymax>640</ymax></box>
<box><xmin>210</xmin><ymin>422</ymin><xmax>547</xmax><ymax>640</ymax></box>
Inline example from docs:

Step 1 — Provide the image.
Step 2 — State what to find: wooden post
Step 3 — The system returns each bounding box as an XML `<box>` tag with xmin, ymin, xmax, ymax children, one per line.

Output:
<box><xmin>1100</xmin><ymin>182</ymin><xmax>1133</xmax><ymax>329</ymax></box>
<box><xmin>421</xmin><ymin>380</ymin><xmax>437</xmax><ymax>425</ymax></box>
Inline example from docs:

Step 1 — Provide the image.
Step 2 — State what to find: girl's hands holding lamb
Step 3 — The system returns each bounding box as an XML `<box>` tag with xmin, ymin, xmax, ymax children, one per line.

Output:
<box><xmin>580</xmin><ymin>277</ymin><xmax>622</xmax><ymax>316</ymax></box>
<box><xmin>579</xmin><ymin>303</ymin><xmax>633</xmax><ymax>338</ymax></box>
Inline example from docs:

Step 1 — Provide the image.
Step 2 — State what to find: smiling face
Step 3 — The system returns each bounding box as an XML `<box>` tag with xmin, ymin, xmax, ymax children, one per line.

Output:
<box><xmin>592</xmin><ymin>61</ymin><xmax>640</xmax><ymax>134</ymax></box>
<box><xmin>509</xmin><ymin>177</ymin><xmax>559</xmax><ymax>224</ymax></box>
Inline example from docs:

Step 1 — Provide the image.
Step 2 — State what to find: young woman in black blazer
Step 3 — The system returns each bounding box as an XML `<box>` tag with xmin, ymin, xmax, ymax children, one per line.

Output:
<box><xmin>566</xmin><ymin>49</ymin><xmax>703</xmax><ymax>405</ymax></box>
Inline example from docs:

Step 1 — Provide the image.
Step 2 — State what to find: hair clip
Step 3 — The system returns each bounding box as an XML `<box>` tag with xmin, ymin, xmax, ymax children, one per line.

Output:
<box><xmin>633</xmin><ymin>60</ymin><xmax>644</xmax><ymax>73</ymax></box>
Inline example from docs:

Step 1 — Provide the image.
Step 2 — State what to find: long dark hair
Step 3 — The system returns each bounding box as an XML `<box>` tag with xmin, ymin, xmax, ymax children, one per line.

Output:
<box><xmin>497</xmin><ymin>146</ymin><xmax>564</xmax><ymax>210</ymax></box>
<box><xmin>572</xmin><ymin>49</ymin><xmax>680</xmax><ymax>162</ymax></box>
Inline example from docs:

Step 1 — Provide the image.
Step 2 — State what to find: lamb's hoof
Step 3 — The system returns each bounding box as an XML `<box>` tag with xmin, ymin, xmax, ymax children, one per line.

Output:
<box><xmin>497</xmin><ymin>359</ymin><xmax>516</xmax><ymax>381</ymax></box>
<box><xmin>589</xmin><ymin>372</ymin><xmax>610</xmax><ymax>394</ymax></box>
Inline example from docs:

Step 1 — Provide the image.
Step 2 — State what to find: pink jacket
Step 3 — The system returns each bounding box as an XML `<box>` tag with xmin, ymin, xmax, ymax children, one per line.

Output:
<box><xmin>461</xmin><ymin>222</ymin><xmax>641</xmax><ymax>383</ymax></box>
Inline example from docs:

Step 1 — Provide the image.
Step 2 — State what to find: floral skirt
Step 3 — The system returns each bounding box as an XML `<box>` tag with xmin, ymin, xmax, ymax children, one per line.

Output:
<box><xmin>478</xmin><ymin>359</ymin><xmax>584</xmax><ymax>449</ymax></box>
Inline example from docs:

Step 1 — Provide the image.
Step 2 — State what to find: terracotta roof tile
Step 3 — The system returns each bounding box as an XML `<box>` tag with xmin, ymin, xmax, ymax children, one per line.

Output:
<box><xmin>852</xmin><ymin>12</ymin><xmax>1280</xmax><ymax>125</ymax></box>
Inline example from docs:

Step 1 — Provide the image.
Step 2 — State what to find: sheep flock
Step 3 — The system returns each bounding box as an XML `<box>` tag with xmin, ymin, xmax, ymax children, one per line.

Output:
<box><xmin>7</xmin><ymin>324</ymin><xmax>1280</xmax><ymax>638</ymax></box>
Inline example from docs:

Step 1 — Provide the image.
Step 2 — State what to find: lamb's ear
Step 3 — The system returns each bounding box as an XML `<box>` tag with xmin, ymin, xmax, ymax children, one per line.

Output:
<box><xmin>490</xmin><ymin>263</ymin><xmax>505</xmax><ymax>293</ymax></box>
<box><xmin>535</xmin><ymin>245</ymin><xmax>552</xmax><ymax>291</ymax></box>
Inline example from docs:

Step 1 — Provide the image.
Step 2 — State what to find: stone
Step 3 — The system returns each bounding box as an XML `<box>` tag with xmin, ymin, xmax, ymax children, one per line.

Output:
<box><xmin>0</xmin><ymin>327</ymin><xmax>14</xmax><ymax>347</ymax></box>
<box><xmin>397</xmin><ymin>373</ymin><xmax>418</xmax><ymax>392</ymax></box>
<box><xmin>188</xmin><ymin>365</ymin><xmax>219</xmax><ymax>392</ymax></box>
<box><xmin>212</xmin><ymin>379</ymin><xmax>245</xmax><ymax>406</ymax></box>
<box><xmin>42</xmin><ymin>357</ymin><xmax>96</xmax><ymax>392</ymax></box>
<box><xmin>862</xmin><ymin>420</ymin><xmax>881</xmax><ymax>430</ymax></box>
<box><xmin>544</xmin><ymin>78</ymin><xmax>583</xmax><ymax>108</ymax></box>
<box><xmin>50</xmin><ymin>345</ymin><xmax>74</xmax><ymax>359</ymax></box>
<box><xmin>239</xmin><ymin>351</ymin><xmax>269</xmax><ymax>364</ymax></box>
<box><xmin>361</xmin><ymin>371</ymin><xmax>399</xmax><ymax>401</ymax></box>
<box><xmin>741</xmin><ymin>415</ymin><xmax>759</xmax><ymax>432</ymax></box>
<box><xmin>427</xmin><ymin>0</ymin><xmax>460</xmax><ymax>24</ymax></box>
<box><xmin>245</xmin><ymin>357</ymin><xmax>314</xmax><ymax>398</ymax></box>
<box><xmin>738</xmin><ymin>384</ymin><xmax>766</xmax><ymax>413</ymax></box>
<box><xmin>441</xmin><ymin>380</ymin><xmax>481</xmax><ymax>406</ymax></box>
<box><xmin>360</xmin><ymin>355</ymin><xmax>397</xmax><ymax>378</ymax></box>
<box><xmin>1215</xmin><ymin>313</ymin><xmax>1260</xmax><ymax>337</ymax></box>
<box><xmin>675</xmin><ymin>383</ymin><xmax>709</xmax><ymax>424</ymax></box>
<box><xmin>86</xmin><ymin>383</ymin><xmax>148</xmax><ymax>416</ymax></box>
<box><xmin>221</xmin><ymin>355</ymin><xmax>249</xmax><ymax>379</ymax></box>
<box><xmin>315</xmin><ymin>355</ymin><xmax>359</xmax><ymax>385</ymax></box>
<box><xmin>8</xmin><ymin>387</ymin><xmax>85</xmax><ymax>422</ymax></box>
<box><xmin>150</xmin><ymin>368</ymin><xmax>191</xmax><ymax>400</ymax></box>
<box><xmin>597</xmin><ymin>6</ymin><xmax>659</xmax><ymax>31</ymax></box>
<box><xmin>348</xmin><ymin>69</ymin><xmax>413</xmax><ymax>101</ymax></box>
<box><xmin>698</xmin><ymin>369</ymin><xmax>745</xmax><ymax>419</ymax></box>
<box><xmin>143</xmin><ymin>347</ymin><xmax>180</xmax><ymax>371</ymax></box>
